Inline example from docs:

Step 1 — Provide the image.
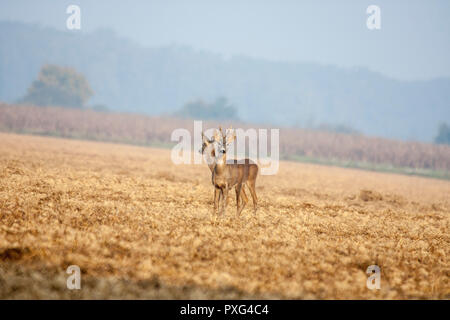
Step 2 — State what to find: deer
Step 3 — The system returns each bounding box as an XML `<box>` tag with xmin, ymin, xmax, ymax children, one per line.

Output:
<box><xmin>200</xmin><ymin>126</ymin><xmax>258</xmax><ymax>217</ymax></box>
<box><xmin>200</xmin><ymin>130</ymin><xmax>249</xmax><ymax>210</ymax></box>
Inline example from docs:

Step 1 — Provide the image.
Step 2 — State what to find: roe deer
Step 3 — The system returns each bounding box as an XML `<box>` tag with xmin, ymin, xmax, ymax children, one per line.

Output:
<box><xmin>200</xmin><ymin>131</ymin><xmax>249</xmax><ymax>209</ymax></box>
<box><xmin>207</xmin><ymin>126</ymin><xmax>258</xmax><ymax>216</ymax></box>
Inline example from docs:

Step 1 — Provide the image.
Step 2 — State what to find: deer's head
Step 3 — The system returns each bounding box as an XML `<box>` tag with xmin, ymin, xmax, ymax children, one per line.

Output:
<box><xmin>214</xmin><ymin>126</ymin><xmax>236</xmax><ymax>158</ymax></box>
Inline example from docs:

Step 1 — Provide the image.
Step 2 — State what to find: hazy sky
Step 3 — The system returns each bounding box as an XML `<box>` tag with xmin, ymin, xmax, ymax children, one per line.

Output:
<box><xmin>1</xmin><ymin>0</ymin><xmax>449</xmax><ymax>80</ymax></box>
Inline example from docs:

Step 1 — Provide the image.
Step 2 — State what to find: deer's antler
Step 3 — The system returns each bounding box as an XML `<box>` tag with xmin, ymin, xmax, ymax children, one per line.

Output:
<box><xmin>226</xmin><ymin>126</ymin><xmax>236</xmax><ymax>145</ymax></box>
<box><xmin>213</xmin><ymin>128</ymin><xmax>222</xmax><ymax>142</ymax></box>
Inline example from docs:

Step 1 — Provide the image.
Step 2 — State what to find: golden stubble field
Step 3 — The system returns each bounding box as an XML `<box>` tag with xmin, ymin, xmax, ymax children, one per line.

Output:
<box><xmin>0</xmin><ymin>132</ymin><xmax>449</xmax><ymax>299</ymax></box>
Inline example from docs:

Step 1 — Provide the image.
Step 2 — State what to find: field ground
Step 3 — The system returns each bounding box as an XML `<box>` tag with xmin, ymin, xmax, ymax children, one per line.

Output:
<box><xmin>0</xmin><ymin>132</ymin><xmax>449</xmax><ymax>299</ymax></box>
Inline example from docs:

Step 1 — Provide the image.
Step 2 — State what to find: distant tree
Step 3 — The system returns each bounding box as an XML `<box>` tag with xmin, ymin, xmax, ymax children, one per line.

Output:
<box><xmin>175</xmin><ymin>97</ymin><xmax>238</xmax><ymax>120</ymax></box>
<box><xmin>21</xmin><ymin>64</ymin><xmax>93</xmax><ymax>108</ymax></box>
<box><xmin>434</xmin><ymin>123</ymin><xmax>450</xmax><ymax>145</ymax></box>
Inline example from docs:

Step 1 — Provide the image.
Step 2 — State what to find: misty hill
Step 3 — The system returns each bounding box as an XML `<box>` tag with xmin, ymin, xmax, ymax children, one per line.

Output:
<box><xmin>1</xmin><ymin>21</ymin><xmax>449</xmax><ymax>142</ymax></box>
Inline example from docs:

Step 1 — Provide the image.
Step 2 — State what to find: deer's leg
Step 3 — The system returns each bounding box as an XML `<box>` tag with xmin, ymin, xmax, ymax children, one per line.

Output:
<box><xmin>235</xmin><ymin>187</ymin><xmax>240</xmax><ymax>212</ymax></box>
<box><xmin>240</xmin><ymin>187</ymin><xmax>249</xmax><ymax>206</ymax></box>
<box><xmin>247</xmin><ymin>181</ymin><xmax>258</xmax><ymax>213</ymax></box>
<box><xmin>214</xmin><ymin>187</ymin><xmax>220</xmax><ymax>215</ymax></box>
<box><xmin>234</xmin><ymin>185</ymin><xmax>247</xmax><ymax>208</ymax></box>
<box><xmin>235</xmin><ymin>184</ymin><xmax>241</xmax><ymax>216</ymax></box>
<box><xmin>221</xmin><ymin>187</ymin><xmax>228</xmax><ymax>216</ymax></box>
<box><xmin>227</xmin><ymin>191</ymin><xmax>232</xmax><ymax>206</ymax></box>
<box><xmin>235</xmin><ymin>183</ymin><xmax>245</xmax><ymax>217</ymax></box>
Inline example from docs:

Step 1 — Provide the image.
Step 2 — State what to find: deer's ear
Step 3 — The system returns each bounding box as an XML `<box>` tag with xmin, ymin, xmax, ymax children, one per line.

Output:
<box><xmin>201</xmin><ymin>132</ymin><xmax>208</xmax><ymax>143</ymax></box>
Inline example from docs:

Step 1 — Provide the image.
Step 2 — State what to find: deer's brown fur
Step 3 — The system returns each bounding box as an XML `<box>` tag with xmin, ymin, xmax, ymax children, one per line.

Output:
<box><xmin>201</xmin><ymin>132</ymin><xmax>249</xmax><ymax>210</ymax></box>
<box><xmin>201</xmin><ymin>127</ymin><xmax>258</xmax><ymax>216</ymax></box>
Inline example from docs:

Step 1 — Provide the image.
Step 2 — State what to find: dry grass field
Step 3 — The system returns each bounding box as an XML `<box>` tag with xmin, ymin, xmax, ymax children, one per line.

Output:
<box><xmin>0</xmin><ymin>132</ymin><xmax>449</xmax><ymax>299</ymax></box>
